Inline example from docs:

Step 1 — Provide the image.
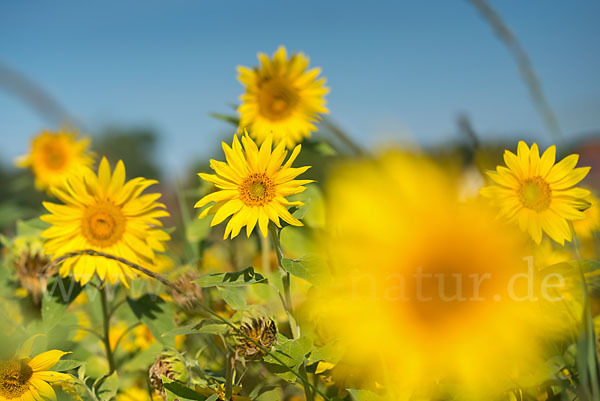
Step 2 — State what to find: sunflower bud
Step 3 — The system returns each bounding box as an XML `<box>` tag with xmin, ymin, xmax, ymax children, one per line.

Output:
<box><xmin>149</xmin><ymin>352</ymin><xmax>188</xmax><ymax>400</ymax></box>
<box><xmin>5</xmin><ymin>235</ymin><xmax>54</xmax><ymax>305</ymax></box>
<box><xmin>169</xmin><ymin>271</ymin><xmax>203</xmax><ymax>311</ymax></box>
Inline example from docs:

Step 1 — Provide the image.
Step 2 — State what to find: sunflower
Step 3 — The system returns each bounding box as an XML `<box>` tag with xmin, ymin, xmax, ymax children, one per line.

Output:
<box><xmin>16</xmin><ymin>128</ymin><xmax>94</xmax><ymax>191</ymax></box>
<box><xmin>238</xmin><ymin>46</ymin><xmax>329</xmax><ymax>148</ymax></box>
<box><xmin>480</xmin><ymin>141</ymin><xmax>590</xmax><ymax>245</ymax></box>
<box><xmin>310</xmin><ymin>151</ymin><xmax>569</xmax><ymax>399</ymax></box>
<box><xmin>195</xmin><ymin>133</ymin><xmax>313</xmax><ymax>239</ymax></box>
<box><xmin>41</xmin><ymin>157</ymin><xmax>170</xmax><ymax>286</ymax></box>
<box><xmin>0</xmin><ymin>350</ymin><xmax>70</xmax><ymax>401</ymax></box>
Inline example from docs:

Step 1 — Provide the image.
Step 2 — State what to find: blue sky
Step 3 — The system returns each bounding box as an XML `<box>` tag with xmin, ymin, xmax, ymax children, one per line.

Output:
<box><xmin>1</xmin><ymin>0</ymin><xmax>599</xmax><ymax>175</ymax></box>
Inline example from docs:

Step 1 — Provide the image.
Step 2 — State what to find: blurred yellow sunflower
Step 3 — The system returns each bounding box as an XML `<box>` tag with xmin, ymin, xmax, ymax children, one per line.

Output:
<box><xmin>480</xmin><ymin>141</ymin><xmax>590</xmax><ymax>245</ymax></box>
<box><xmin>195</xmin><ymin>133</ymin><xmax>313</xmax><ymax>239</ymax></box>
<box><xmin>16</xmin><ymin>128</ymin><xmax>94</xmax><ymax>191</ymax></box>
<box><xmin>238</xmin><ymin>46</ymin><xmax>329</xmax><ymax>148</ymax></box>
<box><xmin>41</xmin><ymin>157</ymin><xmax>170</xmax><ymax>286</ymax></box>
<box><xmin>310</xmin><ymin>151</ymin><xmax>569</xmax><ymax>399</ymax></box>
<box><xmin>0</xmin><ymin>350</ymin><xmax>70</xmax><ymax>401</ymax></box>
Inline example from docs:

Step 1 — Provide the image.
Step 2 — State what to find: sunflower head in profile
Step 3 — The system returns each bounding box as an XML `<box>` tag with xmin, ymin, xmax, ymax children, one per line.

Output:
<box><xmin>480</xmin><ymin>141</ymin><xmax>590</xmax><ymax>245</ymax></box>
<box><xmin>237</xmin><ymin>46</ymin><xmax>329</xmax><ymax>148</ymax></box>
<box><xmin>0</xmin><ymin>349</ymin><xmax>70</xmax><ymax>401</ymax></box>
<box><xmin>16</xmin><ymin>128</ymin><xmax>94</xmax><ymax>192</ymax></box>
<box><xmin>41</xmin><ymin>157</ymin><xmax>170</xmax><ymax>286</ymax></box>
<box><xmin>195</xmin><ymin>133</ymin><xmax>313</xmax><ymax>239</ymax></box>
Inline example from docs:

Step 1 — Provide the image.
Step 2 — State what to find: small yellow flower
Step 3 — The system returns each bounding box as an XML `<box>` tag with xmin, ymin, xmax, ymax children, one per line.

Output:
<box><xmin>238</xmin><ymin>46</ymin><xmax>329</xmax><ymax>148</ymax></box>
<box><xmin>480</xmin><ymin>141</ymin><xmax>590</xmax><ymax>244</ymax></box>
<box><xmin>0</xmin><ymin>350</ymin><xmax>70</xmax><ymax>401</ymax></box>
<box><xmin>16</xmin><ymin>128</ymin><xmax>94</xmax><ymax>192</ymax></box>
<box><xmin>195</xmin><ymin>134</ymin><xmax>313</xmax><ymax>239</ymax></box>
<box><xmin>41</xmin><ymin>157</ymin><xmax>170</xmax><ymax>286</ymax></box>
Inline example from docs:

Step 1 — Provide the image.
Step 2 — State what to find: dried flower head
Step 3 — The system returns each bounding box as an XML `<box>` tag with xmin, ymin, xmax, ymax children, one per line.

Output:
<box><xmin>236</xmin><ymin>317</ymin><xmax>277</xmax><ymax>359</ymax></box>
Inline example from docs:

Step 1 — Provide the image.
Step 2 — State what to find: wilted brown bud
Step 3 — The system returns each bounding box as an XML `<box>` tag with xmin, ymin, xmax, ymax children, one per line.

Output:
<box><xmin>170</xmin><ymin>272</ymin><xmax>203</xmax><ymax>311</ymax></box>
<box><xmin>149</xmin><ymin>352</ymin><xmax>188</xmax><ymax>400</ymax></box>
<box><xmin>9</xmin><ymin>236</ymin><xmax>55</xmax><ymax>305</ymax></box>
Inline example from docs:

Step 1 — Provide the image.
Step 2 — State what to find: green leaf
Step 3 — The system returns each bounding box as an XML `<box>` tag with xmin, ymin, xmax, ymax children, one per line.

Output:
<box><xmin>96</xmin><ymin>371</ymin><xmax>119</xmax><ymax>401</ymax></box>
<box><xmin>16</xmin><ymin>217</ymin><xmax>49</xmax><ymax>236</ymax></box>
<box><xmin>127</xmin><ymin>294</ymin><xmax>176</xmax><ymax>347</ymax></box>
<box><xmin>218</xmin><ymin>286</ymin><xmax>247</xmax><ymax>310</ymax></box>
<box><xmin>312</xmin><ymin>141</ymin><xmax>337</xmax><ymax>156</ymax></box>
<box><xmin>264</xmin><ymin>335</ymin><xmax>313</xmax><ymax>368</ymax></box>
<box><xmin>195</xmin><ymin>267</ymin><xmax>267</xmax><ymax>288</ymax></box>
<box><xmin>42</xmin><ymin>276</ymin><xmax>83</xmax><ymax>331</ymax></box>
<box><xmin>281</xmin><ymin>255</ymin><xmax>327</xmax><ymax>285</ymax></box>
<box><xmin>51</xmin><ymin>360</ymin><xmax>86</xmax><ymax>372</ymax></box>
<box><xmin>308</xmin><ymin>341</ymin><xmax>344</xmax><ymax>364</ymax></box>
<box><xmin>163</xmin><ymin>376</ymin><xmax>207</xmax><ymax>401</ymax></box>
<box><xmin>280</xmin><ymin>225</ymin><xmax>314</xmax><ymax>258</ymax></box>
<box><xmin>290</xmin><ymin>185</ymin><xmax>325</xmax><ymax>228</ymax></box>
<box><xmin>186</xmin><ymin>217</ymin><xmax>211</xmax><ymax>243</ymax></box>
<box><xmin>209</xmin><ymin>112</ymin><xmax>240</xmax><ymax>127</ymax></box>
<box><xmin>161</xmin><ymin>323</ymin><xmax>201</xmax><ymax>337</ymax></box>
<box><xmin>348</xmin><ymin>389</ymin><xmax>387</xmax><ymax>401</ymax></box>
<box><xmin>162</xmin><ymin>322</ymin><xmax>229</xmax><ymax>337</ymax></box>
<box><xmin>254</xmin><ymin>386</ymin><xmax>283</xmax><ymax>401</ymax></box>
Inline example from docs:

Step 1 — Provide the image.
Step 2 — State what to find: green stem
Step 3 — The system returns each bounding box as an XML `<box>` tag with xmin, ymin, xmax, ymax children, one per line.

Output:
<box><xmin>260</xmin><ymin>232</ymin><xmax>271</xmax><ymax>273</ymax></box>
<box><xmin>225</xmin><ymin>352</ymin><xmax>234</xmax><ymax>400</ymax></box>
<box><xmin>73</xmin><ymin>376</ymin><xmax>100</xmax><ymax>401</ymax></box>
<box><xmin>99</xmin><ymin>287</ymin><xmax>116</xmax><ymax>374</ymax></box>
<box><xmin>268</xmin><ymin>223</ymin><xmax>295</xmax><ymax>336</ymax></box>
<box><xmin>321</xmin><ymin>117</ymin><xmax>365</xmax><ymax>156</ymax></box>
<box><xmin>268</xmin><ymin>223</ymin><xmax>312</xmax><ymax>401</ymax></box>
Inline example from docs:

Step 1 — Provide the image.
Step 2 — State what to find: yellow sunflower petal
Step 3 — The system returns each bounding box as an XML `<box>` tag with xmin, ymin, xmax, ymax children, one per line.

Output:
<box><xmin>28</xmin><ymin>351</ymin><xmax>69</xmax><ymax>372</ymax></box>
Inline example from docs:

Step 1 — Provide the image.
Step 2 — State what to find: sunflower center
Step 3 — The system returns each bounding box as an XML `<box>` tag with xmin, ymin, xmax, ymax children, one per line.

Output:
<box><xmin>0</xmin><ymin>360</ymin><xmax>33</xmax><ymax>400</ymax></box>
<box><xmin>41</xmin><ymin>142</ymin><xmax>68</xmax><ymax>170</ymax></box>
<box><xmin>257</xmin><ymin>78</ymin><xmax>299</xmax><ymax>121</ymax></box>
<box><xmin>240</xmin><ymin>173</ymin><xmax>275</xmax><ymax>206</ymax></box>
<box><xmin>518</xmin><ymin>176</ymin><xmax>551</xmax><ymax>211</ymax></box>
<box><xmin>81</xmin><ymin>201</ymin><xmax>126</xmax><ymax>247</ymax></box>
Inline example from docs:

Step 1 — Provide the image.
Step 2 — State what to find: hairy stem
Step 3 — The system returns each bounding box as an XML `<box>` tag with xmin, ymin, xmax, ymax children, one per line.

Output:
<box><xmin>268</xmin><ymin>224</ymin><xmax>295</xmax><ymax>336</ymax></box>
<box><xmin>100</xmin><ymin>287</ymin><xmax>116</xmax><ymax>374</ymax></box>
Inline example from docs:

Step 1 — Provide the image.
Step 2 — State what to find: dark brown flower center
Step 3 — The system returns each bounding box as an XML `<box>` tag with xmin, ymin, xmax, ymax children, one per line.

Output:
<box><xmin>0</xmin><ymin>360</ymin><xmax>33</xmax><ymax>399</ymax></box>
<box><xmin>239</xmin><ymin>173</ymin><xmax>275</xmax><ymax>206</ymax></box>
